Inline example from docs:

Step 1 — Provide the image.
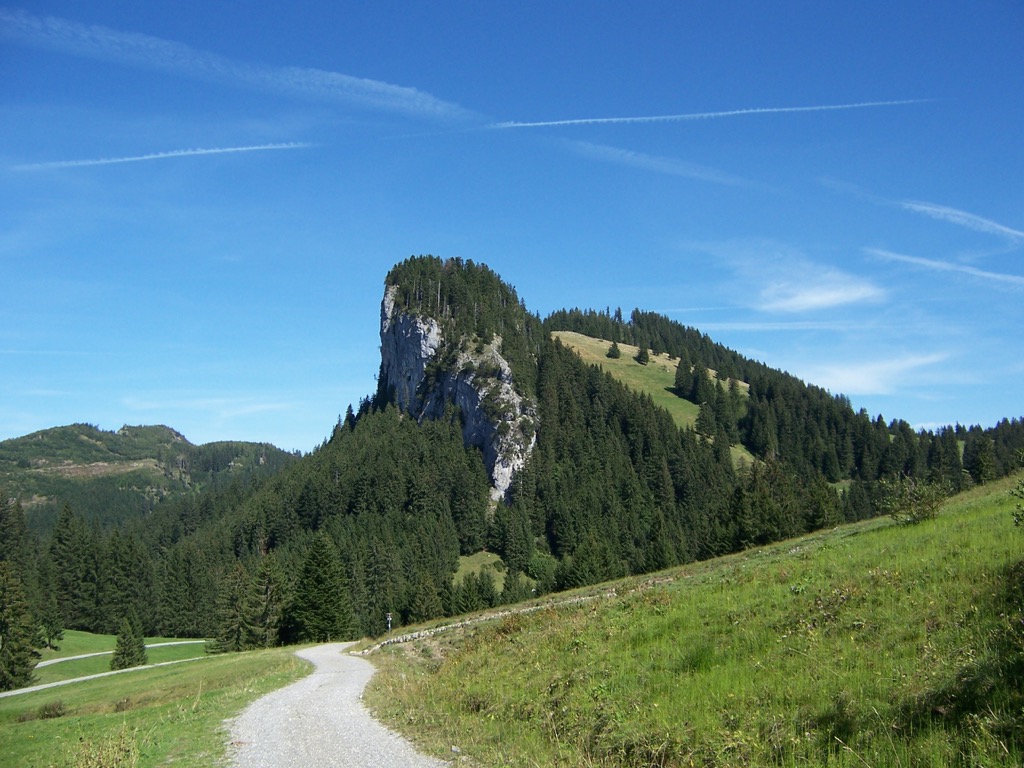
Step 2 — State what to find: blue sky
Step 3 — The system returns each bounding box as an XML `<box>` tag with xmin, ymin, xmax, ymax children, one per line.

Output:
<box><xmin>2</xmin><ymin>2</ymin><xmax>1021</xmax><ymax>453</ymax></box>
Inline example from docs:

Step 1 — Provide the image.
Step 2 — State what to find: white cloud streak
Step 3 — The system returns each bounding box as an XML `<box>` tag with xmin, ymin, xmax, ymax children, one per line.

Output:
<box><xmin>569</xmin><ymin>141</ymin><xmax>758</xmax><ymax>187</ymax></box>
<box><xmin>0</xmin><ymin>8</ymin><xmax>473</xmax><ymax>121</ymax></box>
<box><xmin>867</xmin><ymin>248</ymin><xmax>1024</xmax><ymax>287</ymax></box>
<box><xmin>122</xmin><ymin>395</ymin><xmax>292</xmax><ymax>420</ymax></box>
<box><xmin>12</xmin><ymin>142</ymin><xmax>312</xmax><ymax>171</ymax></box>
<box><xmin>799</xmin><ymin>353</ymin><xmax>949</xmax><ymax>395</ymax></box>
<box><xmin>491</xmin><ymin>99</ymin><xmax>930</xmax><ymax>129</ymax></box>
<box><xmin>691</xmin><ymin>239</ymin><xmax>885</xmax><ymax>313</ymax></box>
<box><xmin>898</xmin><ymin>200</ymin><xmax>1024</xmax><ymax>241</ymax></box>
<box><xmin>758</xmin><ymin>278</ymin><xmax>885</xmax><ymax>312</ymax></box>
<box><xmin>693</xmin><ymin>321</ymin><xmax>860</xmax><ymax>332</ymax></box>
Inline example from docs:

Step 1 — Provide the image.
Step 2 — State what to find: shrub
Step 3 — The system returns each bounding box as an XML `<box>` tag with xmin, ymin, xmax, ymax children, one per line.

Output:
<box><xmin>876</xmin><ymin>479</ymin><xmax>946</xmax><ymax>528</ymax></box>
<box><xmin>879</xmin><ymin>475</ymin><xmax>947</xmax><ymax>525</ymax></box>
<box><xmin>38</xmin><ymin>700</ymin><xmax>67</xmax><ymax>719</ymax></box>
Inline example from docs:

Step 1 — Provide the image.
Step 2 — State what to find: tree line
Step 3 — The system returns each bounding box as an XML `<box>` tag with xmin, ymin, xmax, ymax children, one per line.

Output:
<box><xmin>3</xmin><ymin>257</ymin><xmax>1022</xmax><ymax>690</ymax></box>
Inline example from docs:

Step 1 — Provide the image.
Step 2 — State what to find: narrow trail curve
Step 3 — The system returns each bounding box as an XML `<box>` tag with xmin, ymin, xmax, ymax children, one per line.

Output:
<box><xmin>227</xmin><ymin>643</ymin><xmax>448</xmax><ymax>768</ymax></box>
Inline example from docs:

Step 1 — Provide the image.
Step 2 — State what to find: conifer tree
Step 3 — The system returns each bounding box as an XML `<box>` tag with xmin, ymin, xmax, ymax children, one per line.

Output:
<box><xmin>285</xmin><ymin>532</ymin><xmax>356</xmax><ymax>643</ymax></box>
<box><xmin>0</xmin><ymin>562</ymin><xmax>40</xmax><ymax>691</ymax></box>
<box><xmin>673</xmin><ymin>359</ymin><xmax>689</xmax><ymax>394</ymax></box>
<box><xmin>110</xmin><ymin>614</ymin><xmax>147</xmax><ymax>670</ymax></box>
<box><xmin>607</xmin><ymin>341</ymin><xmax>621</xmax><ymax>359</ymax></box>
<box><xmin>249</xmin><ymin>554</ymin><xmax>285</xmax><ymax>648</ymax></box>
<box><xmin>210</xmin><ymin>563</ymin><xmax>257</xmax><ymax>653</ymax></box>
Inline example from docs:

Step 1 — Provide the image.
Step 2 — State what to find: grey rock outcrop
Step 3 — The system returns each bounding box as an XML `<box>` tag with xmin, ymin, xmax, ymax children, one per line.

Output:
<box><xmin>379</xmin><ymin>285</ymin><xmax>536</xmax><ymax>500</ymax></box>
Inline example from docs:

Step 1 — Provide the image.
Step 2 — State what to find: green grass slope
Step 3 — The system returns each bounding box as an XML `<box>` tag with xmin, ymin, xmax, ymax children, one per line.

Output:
<box><xmin>552</xmin><ymin>331</ymin><xmax>755</xmax><ymax>466</ymax></box>
<box><xmin>0</xmin><ymin>647</ymin><xmax>307</xmax><ymax>768</ymax></box>
<box><xmin>367</xmin><ymin>474</ymin><xmax>1024</xmax><ymax>766</ymax></box>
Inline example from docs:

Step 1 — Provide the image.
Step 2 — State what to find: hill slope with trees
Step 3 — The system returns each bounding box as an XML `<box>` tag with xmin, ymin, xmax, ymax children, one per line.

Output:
<box><xmin>2</xmin><ymin>255</ymin><xmax>1022</xmax><ymax>692</ymax></box>
<box><xmin>0</xmin><ymin>423</ymin><xmax>299</xmax><ymax>534</ymax></box>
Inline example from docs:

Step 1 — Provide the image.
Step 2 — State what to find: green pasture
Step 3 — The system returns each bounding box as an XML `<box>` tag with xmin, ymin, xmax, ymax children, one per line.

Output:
<box><xmin>552</xmin><ymin>331</ymin><xmax>756</xmax><ymax>467</ymax></box>
<box><xmin>0</xmin><ymin>648</ymin><xmax>308</xmax><ymax>768</ymax></box>
<box><xmin>367</xmin><ymin>474</ymin><xmax>1024</xmax><ymax>767</ymax></box>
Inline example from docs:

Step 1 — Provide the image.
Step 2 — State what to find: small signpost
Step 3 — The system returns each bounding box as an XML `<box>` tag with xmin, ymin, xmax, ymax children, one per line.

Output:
<box><xmin>386</xmin><ymin>612</ymin><xmax>392</xmax><ymax>633</ymax></box>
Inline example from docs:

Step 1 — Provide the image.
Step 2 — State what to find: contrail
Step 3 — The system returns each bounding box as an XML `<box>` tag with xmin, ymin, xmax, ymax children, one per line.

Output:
<box><xmin>490</xmin><ymin>99</ymin><xmax>931</xmax><ymax>129</ymax></box>
<box><xmin>12</xmin><ymin>142</ymin><xmax>312</xmax><ymax>171</ymax></box>
<box><xmin>867</xmin><ymin>248</ymin><xmax>1024</xmax><ymax>286</ymax></box>
<box><xmin>899</xmin><ymin>200</ymin><xmax>1024</xmax><ymax>241</ymax></box>
<box><xmin>569</xmin><ymin>140</ymin><xmax>758</xmax><ymax>188</ymax></box>
<box><xmin>0</xmin><ymin>8</ymin><xmax>474</xmax><ymax>122</ymax></box>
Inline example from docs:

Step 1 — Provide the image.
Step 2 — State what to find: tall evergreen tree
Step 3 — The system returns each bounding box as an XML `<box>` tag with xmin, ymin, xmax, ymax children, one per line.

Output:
<box><xmin>110</xmin><ymin>613</ymin><xmax>147</xmax><ymax>670</ymax></box>
<box><xmin>249</xmin><ymin>554</ymin><xmax>285</xmax><ymax>648</ymax></box>
<box><xmin>49</xmin><ymin>506</ymin><xmax>103</xmax><ymax>632</ymax></box>
<box><xmin>0</xmin><ymin>562</ymin><xmax>40</xmax><ymax>691</ymax></box>
<box><xmin>284</xmin><ymin>532</ymin><xmax>356</xmax><ymax>643</ymax></box>
<box><xmin>635</xmin><ymin>343</ymin><xmax>650</xmax><ymax>365</ymax></box>
<box><xmin>210</xmin><ymin>563</ymin><xmax>258</xmax><ymax>653</ymax></box>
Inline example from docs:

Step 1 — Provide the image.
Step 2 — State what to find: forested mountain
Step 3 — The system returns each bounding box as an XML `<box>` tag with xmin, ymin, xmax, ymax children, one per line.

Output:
<box><xmin>545</xmin><ymin>306</ymin><xmax>1024</xmax><ymax>492</ymax></box>
<box><xmin>2</xmin><ymin>256</ymin><xmax>1022</xmax><ymax>691</ymax></box>
<box><xmin>0</xmin><ymin>423</ymin><xmax>298</xmax><ymax>534</ymax></box>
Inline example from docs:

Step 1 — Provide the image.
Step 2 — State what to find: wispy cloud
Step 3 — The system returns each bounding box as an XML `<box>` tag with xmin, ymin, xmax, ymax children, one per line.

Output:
<box><xmin>491</xmin><ymin>99</ymin><xmax>930</xmax><ymax>129</ymax></box>
<box><xmin>0</xmin><ymin>8</ymin><xmax>473</xmax><ymax>121</ymax></box>
<box><xmin>867</xmin><ymin>247</ymin><xmax>1024</xmax><ymax>287</ymax></box>
<box><xmin>568</xmin><ymin>141</ymin><xmax>759</xmax><ymax>188</ymax></box>
<box><xmin>898</xmin><ymin>200</ymin><xmax>1024</xmax><ymax>241</ymax></box>
<box><xmin>12</xmin><ymin>142</ymin><xmax>312</xmax><ymax>171</ymax></box>
<box><xmin>122</xmin><ymin>394</ymin><xmax>292</xmax><ymax>420</ymax></box>
<box><xmin>691</xmin><ymin>239</ymin><xmax>885</xmax><ymax>314</ymax></box>
<box><xmin>696</xmin><ymin>320</ymin><xmax>864</xmax><ymax>332</ymax></box>
<box><xmin>798</xmin><ymin>353</ymin><xmax>949</xmax><ymax>395</ymax></box>
<box><xmin>759</xmin><ymin>277</ymin><xmax>883</xmax><ymax>313</ymax></box>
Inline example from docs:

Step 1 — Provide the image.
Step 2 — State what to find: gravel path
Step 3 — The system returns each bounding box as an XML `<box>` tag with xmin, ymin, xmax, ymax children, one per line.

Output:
<box><xmin>227</xmin><ymin>643</ymin><xmax>449</xmax><ymax>768</ymax></box>
<box><xmin>36</xmin><ymin>640</ymin><xmax>207</xmax><ymax>667</ymax></box>
<box><xmin>0</xmin><ymin>656</ymin><xmax>210</xmax><ymax>699</ymax></box>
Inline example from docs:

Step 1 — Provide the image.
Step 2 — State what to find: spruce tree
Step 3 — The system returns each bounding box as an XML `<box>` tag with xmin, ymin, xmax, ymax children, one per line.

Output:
<box><xmin>285</xmin><ymin>532</ymin><xmax>356</xmax><ymax>643</ymax></box>
<box><xmin>111</xmin><ymin>612</ymin><xmax>146</xmax><ymax>670</ymax></box>
<box><xmin>249</xmin><ymin>554</ymin><xmax>285</xmax><ymax>648</ymax></box>
<box><xmin>607</xmin><ymin>341</ymin><xmax>621</xmax><ymax>359</ymax></box>
<box><xmin>0</xmin><ymin>562</ymin><xmax>40</xmax><ymax>691</ymax></box>
<box><xmin>673</xmin><ymin>359</ymin><xmax>689</xmax><ymax>394</ymax></box>
<box><xmin>210</xmin><ymin>563</ymin><xmax>257</xmax><ymax>653</ymax></box>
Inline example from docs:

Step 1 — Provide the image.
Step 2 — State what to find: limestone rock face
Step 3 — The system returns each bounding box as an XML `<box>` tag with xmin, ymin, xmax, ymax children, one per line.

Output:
<box><xmin>379</xmin><ymin>285</ymin><xmax>536</xmax><ymax>500</ymax></box>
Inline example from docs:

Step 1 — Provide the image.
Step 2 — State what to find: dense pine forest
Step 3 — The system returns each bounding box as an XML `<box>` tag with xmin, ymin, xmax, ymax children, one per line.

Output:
<box><xmin>2</xmin><ymin>256</ymin><xmax>1023</xmax><ymax>690</ymax></box>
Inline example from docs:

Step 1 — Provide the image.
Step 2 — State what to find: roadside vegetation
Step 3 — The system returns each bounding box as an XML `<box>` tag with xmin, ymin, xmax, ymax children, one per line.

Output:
<box><xmin>366</xmin><ymin>473</ymin><xmax>1024</xmax><ymax>767</ymax></box>
<box><xmin>0</xmin><ymin>647</ymin><xmax>307</xmax><ymax>768</ymax></box>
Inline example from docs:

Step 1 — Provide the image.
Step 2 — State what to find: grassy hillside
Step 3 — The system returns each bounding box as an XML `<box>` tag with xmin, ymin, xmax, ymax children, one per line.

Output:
<box><xmin>0</xmin><ymin>646</ymin><xmax>307</xmax><ymax>767</ymax></box>
<box><xmin>552</xmin><ymin>331</ymin><xmax>755</xmax><ymax>466</ymax></box>
<box><xmin>366</xmin><ymin>474</ymin><xmax>1024</xmax><ymax>766</ymax></box>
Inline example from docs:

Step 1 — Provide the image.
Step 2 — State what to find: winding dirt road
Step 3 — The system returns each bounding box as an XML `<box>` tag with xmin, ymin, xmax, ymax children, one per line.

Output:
<box><xmin>227</xmin><ymin>643</ymin><xmax>448</xmax><ymax>768</ymax></box>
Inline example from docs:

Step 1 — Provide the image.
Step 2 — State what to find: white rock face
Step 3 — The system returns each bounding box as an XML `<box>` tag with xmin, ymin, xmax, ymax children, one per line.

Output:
<box><xmin>379</xmin><ymin>285</ymin><xmax>536</xmax><ymax>500</ymax></box>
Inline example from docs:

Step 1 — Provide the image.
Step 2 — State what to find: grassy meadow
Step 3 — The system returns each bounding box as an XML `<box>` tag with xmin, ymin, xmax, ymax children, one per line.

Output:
<box><xmin>38</xmin><ymin>631</ymin><xmax>194</xmax><ymax>663</ymax></box>
<box><xmin>456</xmin><ymin>550</ymin><xmax>508</xmax><ymax>591</ymax></box>
<box><xmin>366</xmin><ymin>473</ymin><xmax>1024</xmax><ymax>767</ymax></box>
<box><xmin>551</xmin><ymin>331</ymin><xmax>755</xmax><ymax>467</ymax></box>
<box><xmin>0</xmin><ymin>647</ymin><xmax>308</xmax><ymax>767</ymax></box>
<box><xmin>35</xmin><ymin>644</ymin><xmax>209</xmax><ymax>687</ymax></box>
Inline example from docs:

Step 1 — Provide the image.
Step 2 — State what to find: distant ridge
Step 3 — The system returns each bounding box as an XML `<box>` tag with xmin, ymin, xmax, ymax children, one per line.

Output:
<box><xmin>0</xmin><ymin>422</ymin><xmax>298</xmax><ymax>532</ymax></box>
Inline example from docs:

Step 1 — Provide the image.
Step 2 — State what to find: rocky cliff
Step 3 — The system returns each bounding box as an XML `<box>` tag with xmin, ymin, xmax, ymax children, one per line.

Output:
<box><xmin>379</xmin><ymin>284</ymin><xmax>537</xmax><ymax>500</ymax></box>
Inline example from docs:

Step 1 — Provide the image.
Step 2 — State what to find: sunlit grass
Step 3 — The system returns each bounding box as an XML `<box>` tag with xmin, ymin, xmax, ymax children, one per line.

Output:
<box><xmin>35</xmin><ymin>644</ymin><xmax>208</xmax><ymax>686</ymax></box>
<box><xmin>0</xmin><ymin>648</ymin><xmax>309</xmax><ymax>768</ymax></box>
<box><xmin>38</xmin><ymin>630</ymin><xmax>197</xmax><ymax>663</ymax></box>
<box><xmin>367</xmin><ymin>474</ymin><xmax>1024</xmax><ymax>767</ymax></box>
<box><xmin>552</xmin><ymin>331</ymin><xmax>756</xmax><ymax>466</ymax></box>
